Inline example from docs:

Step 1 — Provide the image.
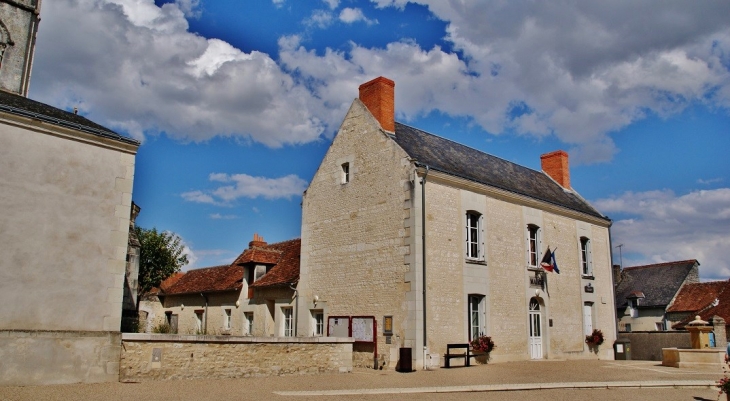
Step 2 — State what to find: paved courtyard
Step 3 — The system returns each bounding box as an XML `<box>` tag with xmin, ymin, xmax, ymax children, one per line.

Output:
<box><xmin>0</xmin><ymin>360</ymin><xmax>724</xmax><ymax>401</ymax></box>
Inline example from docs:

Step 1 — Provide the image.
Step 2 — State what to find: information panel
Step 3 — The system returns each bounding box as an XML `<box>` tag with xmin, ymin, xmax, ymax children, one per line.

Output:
<box><xmin>328</xmin><ymin>316</ymin><xmax>350</xmax><ymax>338</ymax></box>
<box><xmin>351</xmin><ymin>317</ymin><xmax>374</xmax><ymax>342</ymax></box>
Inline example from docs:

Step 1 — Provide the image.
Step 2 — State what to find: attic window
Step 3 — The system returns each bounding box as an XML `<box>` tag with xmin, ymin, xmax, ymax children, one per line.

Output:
<box><xmin>341</xmin><ymin>163</ymin><xmax>350</xmax><ymax>184</ymax></box>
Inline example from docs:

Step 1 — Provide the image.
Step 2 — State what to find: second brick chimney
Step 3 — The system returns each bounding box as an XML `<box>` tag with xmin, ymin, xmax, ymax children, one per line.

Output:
<box><xmin>359</xmin><ymin>76</ymin><xmax>395</xmax><ymax>132</ymax></box>
<box><xmin>540</xmin><ymin>150</ymin><xmax>570</xmax><ymax>189</ymax></box>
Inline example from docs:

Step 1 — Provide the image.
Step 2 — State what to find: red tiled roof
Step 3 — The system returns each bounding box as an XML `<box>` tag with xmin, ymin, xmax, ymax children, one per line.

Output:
<box><xmin>233</xmin><ymin>247</ymin><xmax>283</xmax><ymax>265</ymax></box>
<box><xmin>668</xmin><ymin>281</ymin><xmax>730</xmax><ymax>313</ymax></box>
<box><xmin>247</xmin><ymin>238</ymin><xmax>301</xmax><ymax>288</ymax></box>
<box><xmin>671</xmin><ymin>280</ymin><xmax>730</xmax><ymax>329</ymax></box>
<box><xmin>162</xmin><ymin>265</ymin><xmax>244</xmax><ymax>295</ymax></box>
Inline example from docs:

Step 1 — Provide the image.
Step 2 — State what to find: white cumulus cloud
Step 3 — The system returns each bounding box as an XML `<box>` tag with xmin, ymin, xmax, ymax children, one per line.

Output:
<box><xmin>339</xmin><ymin>8</ymin><xmax>378</xmax><ymax>25</ymax></box>
<box><xmin>594</xmin><ymin>188</ymin><xmax>730</xmax><ymax>280</ymax></box>
<box><xmin>182</xmin><ymin>173</ymin><xmax>308</xmax><ymax>205</ymax></box>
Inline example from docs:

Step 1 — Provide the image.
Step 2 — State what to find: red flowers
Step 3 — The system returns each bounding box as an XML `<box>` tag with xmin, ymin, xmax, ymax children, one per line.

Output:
<box><xmin>470</xmin><ymin>335</ymin><xmax>496</xmax><ymax>353</ymax></box>
<box><xmin>585</xmin><ymin>329</ymin><xmax>604</xmax><ymax>346</ymax></box>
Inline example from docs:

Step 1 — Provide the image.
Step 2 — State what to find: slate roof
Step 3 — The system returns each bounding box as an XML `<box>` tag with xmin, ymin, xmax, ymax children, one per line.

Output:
<box><xmin>671</xmin><ymin>280</ymin><xmax>730</xmax><ymax>329</ymax></box>
<box><xmin>614</xmin><ymin>260</ymin><xmax>699</xmax><ymax>309</ymax></box>
<box><xmin>392</xmin><ymin>123</ymin><xmax>607</xmax><ymax>220</ymax></box>
<box><xmin>0</xmin><ymin>90</ymin><xmax>139</xmax><ymax>146</ymax></box>
<box><xmin>240</xmin><ymin>238</ymin><xmax>301</xmax><ymax>288</ymax></box>
<box><xmin>162</xmin><ymin>265</ymin><xmax>244</xmax><ymax>295</ymax></box>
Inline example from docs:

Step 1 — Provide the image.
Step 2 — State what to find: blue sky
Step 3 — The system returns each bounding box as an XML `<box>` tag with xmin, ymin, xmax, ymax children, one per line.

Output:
<box><xmin>29</xmin><ymin>0</ymin><xmax>730</xmax><ymax>279</ymax></box>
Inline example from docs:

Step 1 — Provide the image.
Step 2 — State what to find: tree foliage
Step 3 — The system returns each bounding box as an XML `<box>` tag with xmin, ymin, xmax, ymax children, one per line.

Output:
<box><xmin>135</xmin><ymin>226</ymin><xmax>188</xmax><ymax>295</ymax></box>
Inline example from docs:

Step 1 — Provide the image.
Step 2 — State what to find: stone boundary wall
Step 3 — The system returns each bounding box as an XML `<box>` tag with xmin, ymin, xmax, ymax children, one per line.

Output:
<box><xmin>618</xmin><ymin>331</ymin><xmax>691</xmax><ymax>361</ymax></box>
<box><xmin>0</xmin><ymin>330</ymin><xmax>121</xmax><ymax>386</ymax></box>
<box><xmin>120</xmin><ymin>333</ymin><xmax>354</xmax><ymax>381</ymax></box>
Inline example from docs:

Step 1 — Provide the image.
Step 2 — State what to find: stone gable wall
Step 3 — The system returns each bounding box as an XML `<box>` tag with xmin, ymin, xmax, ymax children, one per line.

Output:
<box><xmin>297</xmin><ymin>99</ymin><xmax>412</xmax><ymax>368</ymax></box>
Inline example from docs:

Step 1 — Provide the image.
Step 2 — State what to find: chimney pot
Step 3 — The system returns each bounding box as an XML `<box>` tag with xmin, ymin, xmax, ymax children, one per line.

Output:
<box><xmin>249</xmin><ymin>233</ymin><xmax>266</xmax><ymax>248</ymax></box>
<box><xmin>359</xmin><ymin>76</ymin><xmax>395</xmax><ymax>132</ymax></box>
<box><xmin>540</xmin><ymin>150</ymin><xmax>570</xmax><ymax>188</ymax></box>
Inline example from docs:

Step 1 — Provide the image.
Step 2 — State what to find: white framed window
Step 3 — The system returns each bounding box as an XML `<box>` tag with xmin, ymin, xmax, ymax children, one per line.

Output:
<box><xmin>655</xmin><ymin>322</ymin><xmax>665</xmax><ymax>331</ymax></box>
<box><xmin>341</xmin><ymin>162</ymin><xmax>350</xmax><ymax>184</ymax></box>
<box><xmin>224</xmin><ymin>309</ymin><xmax>232</xmax><ymax>330</ymax></box>
<box><xmin>465</xmin><ymin>211</ymin><xmax>484</xmax><ymax>260</ymax></box>
<box><xmin>580</xmin><ymin>237</ymin><xmax>592</xmax><ymax>276</ymax></box>
<box><xmin>282</xmin><ymin>307</ymin><xmax>294</xmax><ymax>337</ymax></box>
<box><xmin>468</xmin><ymin>294</ymin><xmax>485</xmax><ymax>341</ymax></box>
<box><xmin>527</xmin><ymin>224</ymin><xmax>541</xmax><ymax>268</ymax></box>
<box><xmin>244</xmin><ymin>312</ymin><xmax>254</xmax><ymax>336</ymax></box>
<box><xmin>312</xmin><ymin>310</ymin><xmax>324</xmax><ymax>336</ymax></box>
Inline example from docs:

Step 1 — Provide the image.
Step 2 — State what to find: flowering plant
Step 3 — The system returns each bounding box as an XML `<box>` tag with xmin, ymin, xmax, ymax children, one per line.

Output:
<box><xmin>585</xmin><ymin>329</ymin><xmax>604</xmax><ymax>346</ymax></box>
<box><xmin>470</xmin><ymin>335</ymin><xmax>495</xmax><ymax>353</ymax></box>
<box><xmin>717</xmin><ymin>375</ymin><xmax>730</xmax><ymax>395</ymax></box>
<box><xmin>717</xmin><ymin>355</ymin><xmax>730</xmax><ymax>397</ymax></box>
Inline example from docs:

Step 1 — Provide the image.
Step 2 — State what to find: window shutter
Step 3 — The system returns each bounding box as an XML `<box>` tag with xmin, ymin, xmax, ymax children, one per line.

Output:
<box><xmin>587</xmin><ymin>240</ymin><xmax>593</xmax><ymax>274</ymax></box>
<box><xmin>479</xmin><ymin>214</ymin><xmax>485</xmax><ymax>260</ymax></box>
<box><xmin>465</xmin><ymin>213</ymin><xmax>469</xmax><ymax>257</ymax></box>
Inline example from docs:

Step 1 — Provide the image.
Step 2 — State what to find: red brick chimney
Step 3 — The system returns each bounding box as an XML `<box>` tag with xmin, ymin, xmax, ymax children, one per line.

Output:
<box><xmin>249</xmin><ymin>233</ymin><xmax>267</xmax><ymax>248</ymax></box>
<box><xmin>358</xmin><ymin>76</ymin><xmax>395</xmax><ymax>132</ymax></box>
<box><xmin>540</xmin><ymin>150</ymin><xmax>570</xmax><ymax>189</ymax></box>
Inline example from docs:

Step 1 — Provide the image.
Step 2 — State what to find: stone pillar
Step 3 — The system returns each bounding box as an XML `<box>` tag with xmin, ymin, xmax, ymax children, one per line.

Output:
<box><xmin>712</xmin><ymin>316</ymin><xmax>727</xmax><ymax>349</ymax></box>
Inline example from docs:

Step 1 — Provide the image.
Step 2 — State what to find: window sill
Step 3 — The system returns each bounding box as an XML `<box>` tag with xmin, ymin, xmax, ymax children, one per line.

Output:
<box><xmin>582</xmin><ymin>275</ymin><xmax>595</xmax><ymax>280</ymax></box>
<box><xmin>465</xmin><ymin>258</ymin><xmax>487</xmax><ymax>265</ymax></box>
<box><xmin>527</xmin><ymin>267</ymin><xmax>543</xmax><ymax>272</ymax></box>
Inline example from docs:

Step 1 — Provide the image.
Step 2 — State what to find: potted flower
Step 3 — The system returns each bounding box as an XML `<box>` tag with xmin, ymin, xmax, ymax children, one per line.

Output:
<box><xmin>470</xmin><ymin>335</ymin><xmax>496</xmax><ymax>354</ymax></box>
<box><xmin>585</xmin><ymin>329</ymin><xmax>604</xmax><ymax>348</ymax></box>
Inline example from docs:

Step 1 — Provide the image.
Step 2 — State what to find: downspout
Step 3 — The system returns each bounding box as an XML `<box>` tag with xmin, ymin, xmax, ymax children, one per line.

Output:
<box><xmin>607</xmin><ymin>219</ymin><xmax>618</xmax><ymax>342</ymax></box>
<box><xmin>200</xmin><ymin>293</ymin><xmax>208</xmax><ymax>334</ymax></box>
<box><xmin>289</xmin><ymin>284</ymin><xmax>298</xmax><ymax>337</ymax></box>
<box><xmin>421</xmin><ymin>165</ymin><xmax>429</xmax><ymax>366</ymax></box>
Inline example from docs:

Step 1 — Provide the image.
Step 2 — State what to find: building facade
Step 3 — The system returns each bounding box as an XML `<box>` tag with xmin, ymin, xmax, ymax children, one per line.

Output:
<box><xmin>148</xmin><ymin>236</ymin><xmax>301</xmax><ymax>338</ymax></box>
<box><xmin>615</xmin><ymin>260</ymin><xmax>699</xmax><ymax>332</ymax></box>
<box><xmin>0</xmin><ymin>91</ymin><xmax>139</xmax><ymax>385</ymax></box>
<box><xmin>296</xmin><ymin>77</ymin><xmax>617</xmax><ymax>369</ymax></box>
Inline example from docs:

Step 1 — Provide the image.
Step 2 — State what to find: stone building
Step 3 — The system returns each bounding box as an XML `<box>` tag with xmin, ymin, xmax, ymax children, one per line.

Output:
<box><xmin>0</xmin><ymin>0</ymin><xmax>39</xmax><ymax>96</ymax></box>
<box><xmin>295</xmin><ymin>77</ymin><xmax>617</xmax><ymax>370</ymax></box>
<box><xmin>150</xmin><ymin>235</ymin><xmax>301</xmax><ymax>337</ymax></box>
<box><xmin>614</xmin><ymin>260</ymin><xmax>699</xmax><ymax>332</ymax></box>
<box><xmin>0</xmin><ymin>0</ymin><xmax>141</xmax><ymax>385</ymax></box>
<box><xmin>0</xmin><ymin>87</ymin><xmax>139</xmax><ymax>385</ymax></box>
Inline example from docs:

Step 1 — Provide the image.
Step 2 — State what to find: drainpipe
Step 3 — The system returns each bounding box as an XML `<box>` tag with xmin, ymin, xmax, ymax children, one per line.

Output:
<box><xmin>289</xmin><ymin>284</ymin><xmax>298</xmax><ymax>337</ymax></box>
<box><xmin>421</xmin><ymin>165</ymin><xmax>429</xmax><ymax>367</ymax></box>
<box><xmin>200</xmin><ymin>293</ymin><xmax>208</xmax><ymax>334</ymax></box>
<box><xmin>607</xmin><ymin>220</ymin><xmax>617</xmax><ymax>342</ymax></box>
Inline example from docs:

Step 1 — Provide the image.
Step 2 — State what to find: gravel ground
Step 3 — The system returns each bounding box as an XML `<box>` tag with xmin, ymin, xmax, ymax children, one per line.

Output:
<box><xmin>0</xmin><ymin>360</ymin><xmax>723</xmax><ymax>401</ymax></box>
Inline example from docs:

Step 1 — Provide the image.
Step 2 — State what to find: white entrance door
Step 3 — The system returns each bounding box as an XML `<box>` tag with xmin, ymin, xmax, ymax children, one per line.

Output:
<box><xmin>529</xmin><ymin>298</ymin><xmax>542</xmax><ymax>359</ymax></box>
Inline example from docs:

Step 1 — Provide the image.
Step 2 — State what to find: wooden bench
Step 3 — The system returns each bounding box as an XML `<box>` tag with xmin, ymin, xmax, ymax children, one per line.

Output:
<box><xmin>444</xmin><ymin>343</ymin><xmax>484</xmax><ymax>368</ymax></box>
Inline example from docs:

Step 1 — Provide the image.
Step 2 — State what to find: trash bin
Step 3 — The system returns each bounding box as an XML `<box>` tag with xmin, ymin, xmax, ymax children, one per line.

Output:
<box><xmin>397</xmin><ymin>347</ymin><xmax>412</xmax><ymax>372</ymax></box>
<box><xmin>614</xmin><ymin>338</ymin><xmax>631</xmax><ymax>360</ymax></box>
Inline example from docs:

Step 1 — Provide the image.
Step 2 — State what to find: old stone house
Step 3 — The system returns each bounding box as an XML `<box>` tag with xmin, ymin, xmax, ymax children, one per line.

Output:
<box><xmin>148</xmin><ymin>235</ymin><xmax>301</xmax><ymax>337</ymax></box>
<box><xmin>295</xmin><ymin>77</ymin><xmax>617</xmax><ymax>370</ymax></box>
<box><xmin>0</xmin><ymin>0</ymin><xmax>140</xmax><ymax>385</ymax></box>
<box><xmin>667</xmin><ymin>279</ymin><xmax>730</xmax><ymax>339</ymax></box>
<box><xmin>614</xmin><ymin>260</ymin><xmax>699</xmax><ymax>332</ymax></box>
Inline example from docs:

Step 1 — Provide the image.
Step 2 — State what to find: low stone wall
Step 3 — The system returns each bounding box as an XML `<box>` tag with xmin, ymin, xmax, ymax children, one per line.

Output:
<box><xmin>618</xmin><ymin>331</ymin><xmax>691</xmax><ymax>361</ymax></box>
<box><xmin>0</xmin><ymin>330</ymin><xmax>121</xmax><ymax>386</ymax></box>
<box><xmin>120</xmin><ymin>333</ymin><xmax>354</xmax><ymax>381</ymax></box>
